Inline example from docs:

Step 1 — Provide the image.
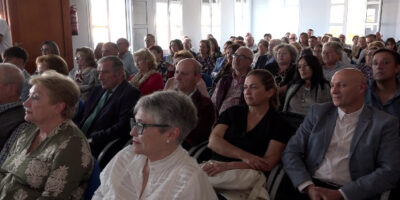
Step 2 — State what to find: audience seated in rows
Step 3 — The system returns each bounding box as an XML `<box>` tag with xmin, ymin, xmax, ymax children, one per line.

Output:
<box><xmin>204</xmin><ymin>69</ymin><xmax>293</xmax><ymax>198</ymax></box>
<box><xmin>282</xmin><ymin>68</ymin><xmax>400</xmax><ymax>200</ymax></box>
<box><xmin>3</xmin><ymin>46</ymin><xmax>30</xmax><ymax>102</ymax></box>
<box><xmin>144</xmin><ymin>34</ymin><xmax>156</xmax><ymax>49</ymax></box>
<box><xmin>0</xmin><ymin>71</ymin><xmax>93</xmax><ymax>199</ymax></box>
<box><xmin>149</xmin><ymin>45</ymin><xmax>168</xmax><ymax>81</ymax></box>
<box><xmin>252</xmin><ymin>39</ymin><xmax>268</xmax><ymax>67</ymax></box>
<box><xmin>164</xmin><ymin>49</ymin><xmax>209</xmax><ymax>98</ymax></box>
<box><xmin>93</xmin><ymin>91</ymin><xmax>218</xmax><ymax>199</ymax></box>
<box><xmin>75</xmin><ymin>56</ymin><xmax>141</xmax><ymax>157</ymax></box>
<box><xmin>211</xmin><ymin>44</ymin><xmax>241</xmax><ymax>93</ymax></box>
<box><xmin>211</xmin><ymin>46</ymin><xmax>253</xmax><ymax>115</ymax></box>
<box><xmin>0</xmin><ymin>64</ymin><xmax>32</xmax><ymax>166</ymax></box>
<box><xmin>299</xmin><ymin>32</ymin><xmax>309</xmax><ymax>49</ymax></box>
<box><xmin>183</xmin><ymin>36</ymin><xmax>197</xmax><ymax>57</ymax></box>
<box><xmin>321</xmin><ymin>41</ymin><xmax>353</xmax><ymax>81</ymax></box>
<box><xmin>35</xmin><ymin>54</ymin><xmax>69</xmax><ymax>76</ymax></box>
<box><xmin>71</xmin><ymin>47</ymin><xmax>99</xmax><ymax>101</ymax></box>
<box><xmin>282</xmin><ymin>55</ymin><xmax>331</xmax><ymax>115</ymax></box>
<box><xmin>171</xmin><ymin>58</ymin><xmax>215</xmax><ymax>149</ymax></box>
<box><xmin>213</xmin><ymin>40</ymin><xmax>233</xmax><ymax>77</ymax></box>
<box><xmin>356</xmin><ymin>41</ymin><xmax>385</xmax><ymax>80</ymax></box>
<box><xmin>196</xmin><ymin>39</ymin><xmax>215</xmax><ymax>75</ymax></box>
<box><xmin>264</xmin><ymin>43</ymin><xmax>298</xmax><ymax>101</ymax></box>
<box><xmin>130</xmin><ymin>48</ymin><xmax>164</xmax><ymax>96</ymax></box>
<box><xmin>117</xmin><ymin>38</ymin><xmax>137</xmax><ymax>75</ymax></box>
<box><xmin>245</xmin><ymin>34</ymin><xmax>257</xmax><ymax>52</ymax></box>
<box><xmin>365</xmin><ymin>49</ymin><xmax>400</xmax><ymax>120</ymax></box>
<box><xmin>40</xmin><ymin>40</ymin><xmax>60</xmax><ymax>56</ymax></box>
<box><xmin>101</xmin><ymin>42</ymin><xmax>119</xmax><ymax>57</ymax></box>
<box><xmin>357</xmin><ymin>34</ymin><xmax>377</xmax><ymax>64</ymax></box>
<box><xmin>209</xmin><ymin>37</ymin><xmax>222</xmax><ymax>63</ymax></box>
<box><xmin>165</xmin><ymin>39</ymin><xmax>184</xmax><ymax>68</ymax></box>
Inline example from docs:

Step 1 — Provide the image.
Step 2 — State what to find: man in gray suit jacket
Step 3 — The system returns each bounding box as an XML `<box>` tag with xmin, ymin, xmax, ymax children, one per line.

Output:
<box><xmin>282</xmin><ymin>68</ymin><xmax>400</xmax><ymax>200</ymax></box>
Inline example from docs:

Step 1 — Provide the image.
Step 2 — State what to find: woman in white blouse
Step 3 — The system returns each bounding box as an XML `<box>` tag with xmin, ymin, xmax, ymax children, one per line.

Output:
<box><xmin>93</xmin><ymin>91</ymin><xmax>217</xmax><ymax>200</ymax></box>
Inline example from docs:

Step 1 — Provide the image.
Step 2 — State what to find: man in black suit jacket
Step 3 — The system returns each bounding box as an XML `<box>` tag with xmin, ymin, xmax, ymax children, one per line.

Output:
<box><xmin>173</xmin><ymin>58</ymin><xmax>215</xmax><ymax>149</ymax></box>
<box><xmin>75</xmin><ymin>56</ymin><xmax>141</xmax><ymax>157</ymax></box>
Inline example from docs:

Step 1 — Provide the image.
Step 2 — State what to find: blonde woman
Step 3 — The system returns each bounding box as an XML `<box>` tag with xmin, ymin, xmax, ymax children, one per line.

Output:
<box><xmin>130</xmin><ymin>48</ymin><xmax>164</xmax><ymax>95</ymax></box>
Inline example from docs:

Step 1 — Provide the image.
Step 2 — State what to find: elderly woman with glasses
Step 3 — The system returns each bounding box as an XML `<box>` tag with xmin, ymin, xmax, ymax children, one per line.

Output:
<box><xmin>0</xmin><ymin>71</ymin><xmax>93</xmax><ymax>199</ymax></box>
<box><xmin>93</xmin><ymin>91</ymin><xmax>218</xmax><ymax>200</ymax></box>
<box><xmin>72</xmin><ymin>47</ymin><xmax>99</xmax><ymax>101</ymax></box>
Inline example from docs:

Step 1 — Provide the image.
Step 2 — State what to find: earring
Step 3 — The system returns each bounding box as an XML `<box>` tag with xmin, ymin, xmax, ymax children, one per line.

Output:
<box><xmin>166</xmin><ymin>140</ymin><xmax>170</xmax><ymax>144</ymax></box>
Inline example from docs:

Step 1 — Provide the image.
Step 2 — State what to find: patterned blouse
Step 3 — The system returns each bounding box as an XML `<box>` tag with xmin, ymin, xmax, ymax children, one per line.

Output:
<box><xmin>0</xmin><ymin>120</ymin><xmax>93</xmax><ymax>200</ymax></box>
<box><xmin>196</xmin><ymin>55</ymin><xmax>215</xmax><ymax>75</ymax></box>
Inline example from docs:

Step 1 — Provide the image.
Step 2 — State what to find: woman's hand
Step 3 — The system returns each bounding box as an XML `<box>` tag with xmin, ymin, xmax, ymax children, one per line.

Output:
<box><xmin>202</xmin><ymin>161</ymin><xmax>230</xmax><ymax>176</ymax></box>
<box><xmin>241</xmin><ymin>154</ymin><xmax>269</xmax><ymax>170</ymax></box>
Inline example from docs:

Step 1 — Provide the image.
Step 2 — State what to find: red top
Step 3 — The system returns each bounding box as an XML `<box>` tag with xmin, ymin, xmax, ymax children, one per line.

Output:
<box><xmin>139</xmin><ymin>73</ymin><xmax>164</xmax><ymax>96</ymax></box>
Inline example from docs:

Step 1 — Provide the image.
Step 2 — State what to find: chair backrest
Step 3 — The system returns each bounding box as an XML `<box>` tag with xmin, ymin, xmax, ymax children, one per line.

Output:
<box><xmin>85</xmin><ymin>158</ymin><xmax>101</xmax><ymax>200</ymax></box>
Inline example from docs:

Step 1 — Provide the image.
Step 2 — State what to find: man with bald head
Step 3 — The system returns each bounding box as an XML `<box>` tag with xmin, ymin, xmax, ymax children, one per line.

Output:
<box><xmin>282</xmin><ymin>68</ymin><xmax>400</xmax><ymax>200</ymax></box>
<box><xmin>211</xmin><ymin>47</ymin><xmax>253</xmax><ymax>115</ymax></box>
<box><xmin>0</xmin><ymin>63</ymin><xmax>32</xmax><ymax>164</ymax></box>
<box><xmin>173</xmin><ymin>58</ymin><xmax>215</xmax><ymax>149</ymax></box>
<box><xmin>117</xmin><ymin>38</ymin><xmax>137</xmax><ymax>75</ymax></box>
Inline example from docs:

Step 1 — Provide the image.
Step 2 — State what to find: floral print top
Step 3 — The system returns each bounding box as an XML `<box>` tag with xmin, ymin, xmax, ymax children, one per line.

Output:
<box><xmin>0</xmin><ymin>120</ymin><xmax>93</xmax><ymax>200</ymax></box>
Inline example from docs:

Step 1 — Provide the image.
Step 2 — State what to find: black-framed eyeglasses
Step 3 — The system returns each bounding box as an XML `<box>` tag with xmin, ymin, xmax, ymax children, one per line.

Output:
<box><xmin>232</xmin><ymin>53</ymin><xmax>252</xmax><ymax>60</ymax></box>
<box><xmin>130</xmin><ymin>118</ymin><xmax>170</xmax><ymax>135</ymax></box>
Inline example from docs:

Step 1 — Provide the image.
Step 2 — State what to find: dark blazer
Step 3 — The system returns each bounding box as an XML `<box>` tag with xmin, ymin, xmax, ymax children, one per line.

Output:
<box><xmin>254</xmin><ymin>54</ymin><xmax>270</xmax><ymax>70</ymax></box>
<box><xmin>75</xmin><ymin>80</ymin><xmax>141</xmax><ymax>157</ymax></box>
<box><xmin>282</xmin><ymin>103</ymin><xmax>400</xmax><ymax>200</ymax></box>
<box><xmin>184</xmin><ymin>89</ymin><xmax>216</xmax><ymax>148</ymax></box>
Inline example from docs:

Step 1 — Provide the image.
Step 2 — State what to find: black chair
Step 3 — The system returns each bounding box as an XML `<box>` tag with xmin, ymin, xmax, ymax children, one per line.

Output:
<box><xmin>189</xmin><ymin>141</ymin><xmax>212</xmax><ymax>164</ymax></box>
<box><xmin>97</xmin><ymin>138</ymin><xmax>129</xmax><ymax>170</ymax></box>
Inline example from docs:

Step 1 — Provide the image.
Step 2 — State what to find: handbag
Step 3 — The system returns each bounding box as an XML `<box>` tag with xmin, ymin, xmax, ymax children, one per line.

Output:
<box><xmin>201</xmin><ymin>160</ymin><xmax>270</xmax><ymax>200</ymax></box>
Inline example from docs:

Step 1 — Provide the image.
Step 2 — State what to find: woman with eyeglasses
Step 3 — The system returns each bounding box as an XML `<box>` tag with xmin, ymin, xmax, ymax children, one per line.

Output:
<box><xmin>40</xmin><ymin>40</ymin><xmax>60</xmax><ymax>56</ymax></box>
<box><xmin>72</xmin><ymin>47</ymin><xmax>99</xmax><ymax>101</ymax></box>
<box><xmin>282</xmin><ymin>55</ymin><xmax>331</xmax><ymax>116</ymax></box>
<box><xmin>93</xmin><ymin>91</ymin><xmax>218</xmax><ymax>200</ymax></box>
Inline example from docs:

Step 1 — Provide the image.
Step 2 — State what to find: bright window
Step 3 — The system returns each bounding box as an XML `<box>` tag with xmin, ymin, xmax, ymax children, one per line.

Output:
<box><xmin>90</xmin><ymin>0</ymin><xmax>127</xmax><ymax>48</ymax></box>
<box><xmin>201</xmin><ymin>0</ymin><xmax>221</xmax><ymax>42</ymax></box>
<box><xmin>155</xmin><ymin>0</ymin><xmax>183</xmax><ymax>51</ymax></box>
<box><xmin>234</xmin><ymin>0</ymin><xmax>250</xmax><ymax>36</ymax></box>
<box><xmin>328</xmin><ymin>0</ymin><xmax>346</xmax><ymax>37</ymax></box>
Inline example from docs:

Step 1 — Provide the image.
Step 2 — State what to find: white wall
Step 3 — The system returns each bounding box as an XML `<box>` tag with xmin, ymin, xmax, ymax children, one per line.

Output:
<box><xmin>298</xmin><ymin>0</ymin><xmax>330</xmax><ymax>37</ymax></box>
<box><xmin>182</xmin><ymin>0</ymin><xmax>202</xmax><ymax>51</ymax></box>
<box><xmin>70</xmin><ymin>0</ymin><xmax>91</xmax><ymax>68</ymax></box>
<box><xmin>380</xmin><ymin>0</ymin><xmax>400</xmax><ymax>40</ymax></box>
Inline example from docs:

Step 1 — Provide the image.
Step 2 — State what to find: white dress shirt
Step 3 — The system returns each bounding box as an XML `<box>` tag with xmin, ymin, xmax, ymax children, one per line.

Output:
<box><xmin>93</xmin><ymin>146</ymin><xmax>218</xmax><ymax>200</ymax></box>
<box><xmin>299</xmin><ymin>105</ymin><xmax>364</xmax><ymax>199</ymax></box>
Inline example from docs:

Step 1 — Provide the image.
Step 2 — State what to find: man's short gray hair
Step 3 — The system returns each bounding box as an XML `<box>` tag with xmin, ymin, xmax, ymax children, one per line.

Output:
<box><xmin>0</xmin><ymin>63</ymin><xmax>24</xmax><ymax>95</ymax></box>
<box><xmin>134</xmin><ymin>91</ymin><xmax>198</xmax><ymax>144</ymax></box>
<box><xmin>98</xmin><ymin>55</ymin><xmax>124</xmax><ymax>73</ymax></box>
<box><xmin>323</xmin><ymin>41</ymin><xmax>343</xmax><ymax>56</ymax></box>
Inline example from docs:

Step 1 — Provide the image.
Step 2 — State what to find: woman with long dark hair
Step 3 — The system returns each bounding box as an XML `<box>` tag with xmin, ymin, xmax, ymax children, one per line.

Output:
<box><xmin>282</xmin><ymin>55</ymin><xmax>331</xmax><ymax>115</ymax></box>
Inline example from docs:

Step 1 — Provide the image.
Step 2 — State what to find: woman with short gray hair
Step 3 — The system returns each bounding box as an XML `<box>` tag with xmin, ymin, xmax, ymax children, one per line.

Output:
<box><xmin>322</xmin><ymin>41</ymin><xmax>353</xmax><ymax>81</ymax></box>
<box><xmin>264</xmin><ymin>43</ymin><xmax>298</xmax><ymax>98</ymax></box>
<box><xmin>93</xmin><ymin>91</ymin><xmax>218</xmax><ymax>200</ymax></box>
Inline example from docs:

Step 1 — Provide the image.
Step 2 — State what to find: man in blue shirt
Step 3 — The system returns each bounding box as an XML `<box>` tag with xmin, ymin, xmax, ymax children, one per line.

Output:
<box><xmin>365</xmin><ymin>48</ymin><xmax>400</xmax><ymax>119</ymax></box>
